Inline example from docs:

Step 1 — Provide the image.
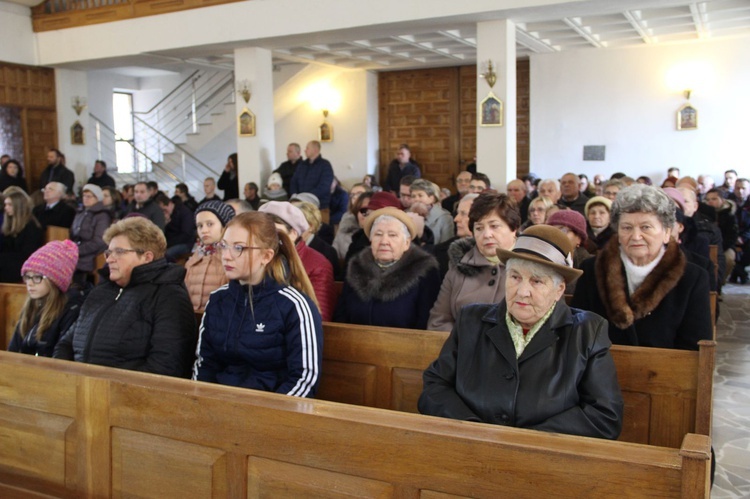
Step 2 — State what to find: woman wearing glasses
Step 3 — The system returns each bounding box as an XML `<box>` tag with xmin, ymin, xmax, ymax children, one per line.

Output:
<box><xmin>8</xmin><ymin>240</ymin><xmax>84</xmax><ymax>357</ymax></box>
<box><xmin>192</xmin><ymin>211</ymin><xmax>323</xmax><ymax>398</ymax></box>
<box><xmin>54</xmin><ymin>217</ymin><xmax>196</xmax><ymax>378</ymax></box>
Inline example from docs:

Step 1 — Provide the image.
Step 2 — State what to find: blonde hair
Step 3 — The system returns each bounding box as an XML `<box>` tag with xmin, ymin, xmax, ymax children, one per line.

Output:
<box><xmin>103</xmin><ymin>217</ymin><xmax>167</xmax><ymax>259</ymax></box>
<box><xmin>17</xmin><ymin>280</ymin><xmax>66</xmax><ymax>342</ymax></box>
<box><xmin>226</xmin><ymin>212</ymin><xmax>318</xmax><ymax>308</ymax></box>
<box><xmin>2</xmin><ymin>189</ymin><xmax>39</xmax><ymax>237</ymax></box>
<box><xmin>290</xmin><ymin>200</ymin><xmax>322</xmax><ymax>234</ymax></box>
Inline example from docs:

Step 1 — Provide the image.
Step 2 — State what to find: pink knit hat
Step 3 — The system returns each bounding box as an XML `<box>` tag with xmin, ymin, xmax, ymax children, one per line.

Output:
<box><xmin>21</xmin><ymin>240</ymin><xmax>79</xmax><ymax>292</ymax></box>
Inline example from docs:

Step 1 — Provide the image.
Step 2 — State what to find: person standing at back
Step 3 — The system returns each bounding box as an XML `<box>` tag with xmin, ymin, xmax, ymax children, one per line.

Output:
<box><xmin>217</xmin><ymin>153</ymin><xmax>239</xmax><ymax>201</ymax></box>
<box><xmin>274</xmin><ymin>143</ymin><xmax>304</xmax><ymax>194</ymax></box>
<box><xmin>38</xmin><ymin>149</ymin><xmax>75</xmax><ymax>193</ymax></box>
<box><xmin>384</xmin><ymin>144</ymin><xmax>421</xmax><ymax>193</ymax></box>
<box><xmin>289</xmin><ymin>141</ymin><xmax>334</xmax><ymax>209</ymax></box>
<box><xmin>86</xmin><ymin>160</ymin><xmax>116</xmax><ymax>189</ymax></box>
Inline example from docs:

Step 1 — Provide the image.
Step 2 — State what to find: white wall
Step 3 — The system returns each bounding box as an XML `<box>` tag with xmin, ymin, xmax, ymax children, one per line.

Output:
<box><xmin>55</xmin><ymin>69</ymin><xmax>91</xmax><ymax>190</ymax></box>
<box><xmin>0</xmin><ymin>1</ymin><xmax>36</xmax><ymax>66</ymax></box>
<box><xmin>273</xmin><ymin>65</ymin><xmax>376</xmax><ymax>190</ymax></box>
<box><xmin>530</xmin><ymin>36</ymin><xmax>750</xmax><ymax>185</ymax></box>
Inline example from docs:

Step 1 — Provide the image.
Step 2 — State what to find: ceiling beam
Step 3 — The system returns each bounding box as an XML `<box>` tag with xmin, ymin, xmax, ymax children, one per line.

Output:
<box><xmin>690</xmin><ymin>2</ymin><xmax>710</xmax><ymax>38</ymax></box>
<box><xmin>516</xmin><ymin>23</ymin><xmax>559</xmax><ymax>53</ymax></box>
<box><xmin>623</xmin><ymin>10</ymin><xmax>655</xmax><ymax>44</ymax></box>
<box><xmin>563</xmin><ymin>17</ymin><xmax>607</xmax><ymax>48</ymax></box>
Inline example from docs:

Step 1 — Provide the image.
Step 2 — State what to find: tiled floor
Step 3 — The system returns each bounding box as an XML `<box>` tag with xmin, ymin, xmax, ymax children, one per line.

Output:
<box><xmin>711</xmin><ymin>283</ymin><xmax>750</xmax><ymax>498</ymax></box>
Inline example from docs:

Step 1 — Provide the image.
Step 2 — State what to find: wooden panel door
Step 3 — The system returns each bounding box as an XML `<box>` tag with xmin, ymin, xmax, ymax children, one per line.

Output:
<box><xmin>378</xmin><ymin>68</ymin><xmax>459</xmax><ymax>190</ymax></box>
<box><xmin>516</xmin><ymin>59</ymin><xmax>530</xmax><ymax>177</ymax></box>
<box><xmin>23</xmin><ymin>108</ymin><xmax>58</xmax><ymax>191</ymax></box>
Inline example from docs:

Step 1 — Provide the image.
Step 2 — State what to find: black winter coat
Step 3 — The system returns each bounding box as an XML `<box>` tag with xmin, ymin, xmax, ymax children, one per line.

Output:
<box><xmin>334</xmin><ymin>244</ymin><xmax>441</xmax><ymax>329</ymax></box>
<box><xmin>419</xmin><ymin>300</ymin><xmax>623</xmax><ymax>439</ymax></box>
<box><xmin>54</xmin><ymin>259</ymin><xmax>197</xmax><ymax>377</ymax></box>
<box><xmin>571</xmin><ymin>238</ymin><xmax>712</xmax><ymax>350</ymax></box>
<box><xmin>0</xmin><ymin>220</ymin><xmax>44</xmax><ymax>283</ymax></box>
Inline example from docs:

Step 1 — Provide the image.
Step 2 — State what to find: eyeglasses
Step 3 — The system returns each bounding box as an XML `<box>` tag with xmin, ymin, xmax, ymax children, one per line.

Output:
<box><xmin>529</xmin><ymin>207</ymin><xmax>546</xmax><ymax>213</ymax></box>
<box><xmin>22</xmin><ymin>274</ymin><xmax>45</xmax><ymax>284</ymax></box>
<box><xmin>104</xmin><ymin>248</ymin><xmax>145</xmax><ymax>259</ymax></box>
<box><xmin>358</xmin><ymin>208</ymin><xmax>372</xmax><ymax>216</ymax></box>
<box><xmin>217</xmin><ymin>241</ymin><xmax>262</xmax><ymax>258</ymax></box>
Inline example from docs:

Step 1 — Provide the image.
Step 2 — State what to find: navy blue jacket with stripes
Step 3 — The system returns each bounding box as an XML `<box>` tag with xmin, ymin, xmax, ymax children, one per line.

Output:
<box><xmin>193</xmin><ymin>277</ymin><xmax>323</xmax><ymax>398</ymax></box>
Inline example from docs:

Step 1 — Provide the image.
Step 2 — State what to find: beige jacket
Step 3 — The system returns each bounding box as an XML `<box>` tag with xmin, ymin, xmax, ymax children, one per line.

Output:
<box><xmin>427</xmin><ymin>239</ymin><xmax>506</xmax><ymax>331</ymax></box>
<box><xmin>184</xmin><ymin>249</ymin><xmax>228</xmax><ymax>312</ymax></box>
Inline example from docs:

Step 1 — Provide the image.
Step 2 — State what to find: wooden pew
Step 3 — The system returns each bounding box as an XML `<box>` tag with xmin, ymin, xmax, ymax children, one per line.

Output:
<box><xmin>0</xmin><ymin>351</ymin><xmax>711</xmax><ymax>498</ymax></box>
<box><xmin>45</xmin><ymin>225</ymin><xmax>70</xmax><ymax>243</ymax></box>
<box><xmin>318</xmin><ymin>322</ymin><xmax>716</xmax><ymax>449</ymax></box>
<box><xmin>0</xmin><ymin>283</ymin><xmax>26</xmax><ymax>349</ymax></box>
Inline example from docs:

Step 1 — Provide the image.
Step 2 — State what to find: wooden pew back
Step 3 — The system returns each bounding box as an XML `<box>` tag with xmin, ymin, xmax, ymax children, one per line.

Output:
<box><xmin>319</xmin><ymin>322</ymin><xmax>715</xmax><ymax>449</ymax></box>
<box><xmin>0</xmin><ymin>283</ymin><xmax>26</xmax><ymax>349</ymax></box>
<box><xmin>0</xmin><ymin>352</ymin><xmax>711</xmax><ymax>498</ymax></box>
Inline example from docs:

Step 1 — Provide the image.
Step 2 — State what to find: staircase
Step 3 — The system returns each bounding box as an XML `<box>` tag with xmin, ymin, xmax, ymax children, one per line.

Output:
<box><xmin>90</xmin><ymin>69</ymin><xmax>236</xmax><ymax>196</ymax></box>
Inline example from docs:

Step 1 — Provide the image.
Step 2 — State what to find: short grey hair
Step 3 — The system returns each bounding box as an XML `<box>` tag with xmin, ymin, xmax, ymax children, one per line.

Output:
<box><xmin>410</xmin><ymin>179</ymin><xmax>440</xmax><ymax>200</ymax></box>
<box><xmin>539</xmin><ymin>178</ymin><xmax>560</xmax><ymax>191</ymax></box>
<box><xmin>48</xmin><ymin>181</ymin><xmax>66</xmax><ymax>195</ymax></box>
<box><xmin>371</xmin><ymin>214</ymin><xmax>411</xmax><ymax>244</ymax></box>
<box><xmin>611</xmin><ymin>184</ymin><xmax>676</xmax><ymax>230</ymax></box>
<box><xmin>505</xmin><ymin>258</ymin><xmax>564</xmax><ymax>288</ymax></box>
<box><xmin>603</xmin><ymin>179</ymin><xmax>624</xmax><ymax>191</ymax></box>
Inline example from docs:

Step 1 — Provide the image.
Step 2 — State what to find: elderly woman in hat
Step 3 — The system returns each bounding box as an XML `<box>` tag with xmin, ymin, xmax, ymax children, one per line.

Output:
<box><xmin>419</xmin><ymin>225</ymin><xmax>623</xmax><ymax>439</ymax></box>
<box><xmin>70</xmin><ymin>183</ymin><xmax>113</xmax><ymax>284</ymax></box>
<box><xmin>334</xmin><ymin>207</ymin><xmax>441</xmax><ymax>329</ymax></box>
<box><xmin>584</xmin><ymin>195</ymin><xmax>614</xmax><ymax>252</ymax></box>
<box><xmin>184</xmin><ymin>200</ymin><xmax>235</xmax><ymax>312</ymax></box>
<box><xmin>571</xmin><ymin>184</ymin><xmax>712</xmax><ymax>350</ymax></box>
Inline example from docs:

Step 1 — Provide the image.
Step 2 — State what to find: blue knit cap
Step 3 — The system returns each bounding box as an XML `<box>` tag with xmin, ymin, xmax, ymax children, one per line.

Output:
<box><xmin>196</xmin><ymin>200</ymin><xmax>235</xmax><ymax>227</ymax></box>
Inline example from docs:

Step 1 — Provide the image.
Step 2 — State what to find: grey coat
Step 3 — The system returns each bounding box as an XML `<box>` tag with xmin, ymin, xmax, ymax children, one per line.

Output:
<box><xmin>427</xmin><ymin>238</ymin><xmax>506</xmax><ymax>331</ymax></box>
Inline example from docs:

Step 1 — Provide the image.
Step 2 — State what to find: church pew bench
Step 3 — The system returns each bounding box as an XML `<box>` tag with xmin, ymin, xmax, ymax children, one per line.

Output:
<box><xmin>0</xmin><ymin>351</ymin><xmax>711</xmax><ymax>498</ymax></box>
<box><xmin>0</xmin><ymin>283</ymin><xmax>26</xmax><ymax>349</ymax></box>
<box><xmin>318</xmin><ymin>322</ymin><xmax>716</xmax><ymax>449</ymax></box>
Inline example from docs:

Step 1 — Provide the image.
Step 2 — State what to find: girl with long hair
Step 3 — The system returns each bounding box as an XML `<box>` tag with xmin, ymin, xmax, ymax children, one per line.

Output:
<box><xmin>1</xmin><ymin>188</ymin><xmax>44</xmax><ymax>283</ymax></box>
<box><xmin>8</xmin><ymin>240</ymin><xmax>84</xmax><ymax>357</ymax></box>
<box><xmin>193</xmin><ymin>211</ymin><xmax>323</xmax><ymax>398</ymax></box>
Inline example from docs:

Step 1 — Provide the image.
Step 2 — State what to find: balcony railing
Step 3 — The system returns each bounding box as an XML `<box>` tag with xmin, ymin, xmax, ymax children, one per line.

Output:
<box><xmin>31</xmin><ymin>0</ymin><xmax>246</xmax><ymax>32</ymax></box>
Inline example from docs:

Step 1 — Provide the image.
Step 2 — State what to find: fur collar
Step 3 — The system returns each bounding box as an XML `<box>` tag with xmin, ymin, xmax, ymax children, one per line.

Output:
<box><xmin>447</xmin><ymin>238</ymin><xmax>494</xmax><ymax>277</ymax></box>
<box><xmin>595</xmin><ymin>237</ymin><xmax>685</xmax><ymax>329</ymax></box>
<box><xmin>347</xmin><ymin>244</ymin><xmax>438</xmax><ymax>302</ymax></box>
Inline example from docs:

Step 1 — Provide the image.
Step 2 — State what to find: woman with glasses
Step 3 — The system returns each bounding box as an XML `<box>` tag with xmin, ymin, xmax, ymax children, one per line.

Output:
<box><xmin>184</xmin><ymin>201</ymin><xmax>235</xmax><ymax>312</ymax></box>
<box><xmin>1</xmin><ymin>188</ymin><xmax>44</xmax><ymax>283</ymax></box>
<box><xmin>519</xmin><ymin>196</ymin><xmax>553</xmax><ymax>232</ymax></box>
<box><xmin>192</xmin><ymin>211</ymin><xmax>323</xmax><ymax>398</ymax></box>
<box><xmin>54</xmin><ymin>217</ymin><xmax>196</xmax><ymax>378</ymax></box>
<box><xmin>8</xmin><ymin>240</ymin><xmax>84</xmax><ymax>357</ymax></box>
<box><xmin>332</xmin><ymin>189</ymin><xmax>372</xmax><ymax>260</ymax></box>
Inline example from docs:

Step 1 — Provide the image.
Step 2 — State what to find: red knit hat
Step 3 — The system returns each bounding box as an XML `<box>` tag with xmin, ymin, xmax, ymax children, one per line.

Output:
<box><xmin>547</xmin><ymin>210</ymin><xmax>588</xmax><ymax>243</ymax></box>
<box><xmin>367</xmin><ymin>191</ymin><xmax>401</xmax><ymax>211</ymax></box>
<box><xmin>21</xmin><ymin>240</ymin><xmax>79</xmax><ymax>292</ymax></box>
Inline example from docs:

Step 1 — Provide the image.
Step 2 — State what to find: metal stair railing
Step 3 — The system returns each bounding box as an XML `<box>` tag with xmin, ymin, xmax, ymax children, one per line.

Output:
<box><xmin>133</xmin><ymin>69</ymin><xmax>235</xmax><ymax>167</ymax></box>
<box><xmin>90</xmin><ymin>113</ymin><xmax>180</xmax><ymax>186</ymax></box>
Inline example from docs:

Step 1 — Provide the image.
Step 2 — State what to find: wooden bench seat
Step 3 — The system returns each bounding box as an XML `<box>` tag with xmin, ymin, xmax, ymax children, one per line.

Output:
<box><xmin>318</xmin><ymin>322</ymin><xmax>716</xmax><ymax>449</ymax></box>
<box><xmin>0</xmin><ymin>351</ymin><xmax>711</xmax><ymax>497</ymax></box>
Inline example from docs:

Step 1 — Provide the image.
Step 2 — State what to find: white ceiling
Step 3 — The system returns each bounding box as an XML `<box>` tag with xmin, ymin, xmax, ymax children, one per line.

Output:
<box><xmin>26</xmin><ymin>0</ymin><xmax>750</xmax><ymax>74</ymax></box>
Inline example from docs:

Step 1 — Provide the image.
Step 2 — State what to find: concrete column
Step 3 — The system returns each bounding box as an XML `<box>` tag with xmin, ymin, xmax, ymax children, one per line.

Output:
<box><xmin>234</xmin><ymin>47</ymin><xmax>275</xmax><ymax>192</ymax></box>
<box><xmin>55</xmin><ymin>68</ymin><xmax>91</xmax><ymax>193</ymax></box>
<box><xmin>476</xmin><ymin>19</ymin><xmax>516</xmax><ymax>192</ymax></box>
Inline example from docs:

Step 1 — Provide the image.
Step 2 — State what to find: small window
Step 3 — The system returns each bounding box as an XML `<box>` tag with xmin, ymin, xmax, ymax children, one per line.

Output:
<box><xmin>113</xmin><ymin>92</ymin><xmax>136</xmax><ymax>173</ymax></box>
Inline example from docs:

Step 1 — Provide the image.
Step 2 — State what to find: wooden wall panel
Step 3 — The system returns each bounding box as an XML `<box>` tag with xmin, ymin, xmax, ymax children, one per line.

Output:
<box><xmin>379</xmin><ymin>62</ymin><xmax>530</xmax><ymax>191</ymax></box>
<box><xmin>0</xmin><ymin>62</ymin><xmax>57</xmax><ymax>192</ymax></box>
<box><xmin>378</xmin><ymin>68</ymin><xmax>459</xmax><ymax>190</ymax></box>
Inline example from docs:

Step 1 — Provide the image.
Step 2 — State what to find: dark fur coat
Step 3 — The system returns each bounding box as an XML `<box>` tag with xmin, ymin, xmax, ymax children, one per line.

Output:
<box><xmin>571</xmin><ymin>238</ymin><xmax>712</xmax><ymax>350</ymax></box>
<box><xmin>334</xmin><ymin>245</ymin><xmax>441</xmax><ymax>329</ymax></box>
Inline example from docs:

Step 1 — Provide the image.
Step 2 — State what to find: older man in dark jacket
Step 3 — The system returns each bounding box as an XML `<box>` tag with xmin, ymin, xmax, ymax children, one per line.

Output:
<box><xmin>289</xmin><ymin>141</ymin><xmax>334</xmax><ymax>209</ymax></box>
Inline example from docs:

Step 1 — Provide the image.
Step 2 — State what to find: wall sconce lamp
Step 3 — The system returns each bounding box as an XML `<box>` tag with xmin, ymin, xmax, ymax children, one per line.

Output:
<box><xmin>684</xmin><ymin>89</ymin><xmax>692</xmax><ymax>101</ymax></box>
<box><xmin>71</xmin><ymin>96</ymin><xmax>87</xmax><ymax>116</ymax></box>
<box><xmin>236</xmin><ymin>80</ymin><xmax>252</xmax><ymax>104</ymax></box>
<box><xmin>479</xmin><ymin>60</ymin><xmax>497</xmax><ymax>89</ymax></box>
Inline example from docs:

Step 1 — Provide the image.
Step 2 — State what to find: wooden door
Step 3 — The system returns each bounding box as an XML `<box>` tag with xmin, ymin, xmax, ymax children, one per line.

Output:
<box><xmin>24</xmin><ymin>108</ymin><xmax>58</xmax><ymax>191</ymax></box>
<box><xmin>378</xmin><ymin>62</ymin><xmax>530</xmax><ymax>191</ymax></box>
<box><xmin>378</xmin><ymin>68</ymin><xmax>459</xmax><ymax>190</ymax></box>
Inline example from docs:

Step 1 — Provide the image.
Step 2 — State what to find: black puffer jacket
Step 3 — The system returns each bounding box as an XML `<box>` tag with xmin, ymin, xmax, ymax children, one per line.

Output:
<box><xmin>70</xmin><ymin>202</ymin><xmax>112</xmax><ymax>272</ymax></box>
<box><xmin>419</xmin><ymin>300</ymin><xmax>623</xmax><ymax>439</ymax></box>
<box><xmin>54</xmin><ymin>259</ymin><xmax>196</xmax><ymax>378</ymax></box>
